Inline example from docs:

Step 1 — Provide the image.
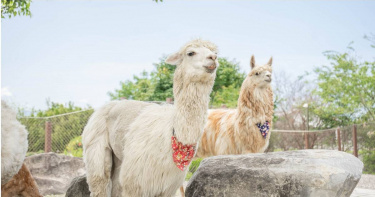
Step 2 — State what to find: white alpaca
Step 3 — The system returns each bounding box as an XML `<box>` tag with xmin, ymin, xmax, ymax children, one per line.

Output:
<box><xmin>82</xmin><ymin>39</ymin><xmax>218</xmax><ymax>197</ymax></box>
<box><xmin>1</xmin><ymin>101</ymin><xmax>28</xmax><ymax>185</ymax></box>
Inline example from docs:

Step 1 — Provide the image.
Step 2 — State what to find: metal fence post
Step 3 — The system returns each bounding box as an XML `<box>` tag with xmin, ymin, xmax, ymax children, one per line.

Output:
<box><xmin>166</xmin><ymin>97</ymin><xmax>173</xmax><ymax>104</ymax></box>
<box><xmin>304</xmin><ymin>133</ymin><xmax>309</xmax><ymax>149</ymax></box>
<box><xmin>45</xmin><ymin>121</ymin><xmax>52</xmax><ymax>153</ymax></box>
<box><xmin>337</xmin><ymin>127</ymin><xmax>341</xmax><ymax>151</ymax></box>
<box><xmin>352</xmin><ymin>124</ymin><xmax>358</xmax><ymax>157</ymax></box>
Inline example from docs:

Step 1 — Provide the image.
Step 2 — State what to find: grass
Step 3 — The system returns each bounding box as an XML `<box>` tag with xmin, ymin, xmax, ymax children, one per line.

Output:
<box><xmin>185</xmin><ymin>158</ymin><xmax>203</xmax><ymax>181</ymax></box>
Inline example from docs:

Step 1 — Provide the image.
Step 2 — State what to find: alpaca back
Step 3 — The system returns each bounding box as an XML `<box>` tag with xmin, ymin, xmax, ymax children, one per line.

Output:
<box><xmin>196</xmin><ymin>109</ymin><xmax>237</xmax><ymax>157</ymax></box>
<box><xmin>82</xmin><ymin>100</ymin><xmax>154</xmax><ymax>166</ymax></box>
<box><xmin>107</xmin><ymin>100</ymin><xmax>155</xmax><ymax>160</ymax></box>
<box><xmin>1</xmin><ymin>101</ymin><xmax>28</xmax><ymax>185</ymax></box>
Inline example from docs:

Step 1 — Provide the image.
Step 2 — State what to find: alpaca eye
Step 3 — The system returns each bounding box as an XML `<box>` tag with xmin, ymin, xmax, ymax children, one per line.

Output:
<box><xmin>255</xmin><ymin>72</ymin><xmax>259</xmax><ymax>76</ymax></box>
<box><xmin>187</xmin><ymin>52</ymin><xmax>195</xmax><ymax>56</ymax></box>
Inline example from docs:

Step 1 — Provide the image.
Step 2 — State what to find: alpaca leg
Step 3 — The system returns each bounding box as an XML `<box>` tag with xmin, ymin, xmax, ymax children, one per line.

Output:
<box><xmin>180</xmin><ymin>186</ymin><xmax>185</xmax><ymax>197</ymax></box>
<box><xmin>84</xmin><ymin>143</ymin><xmax>113</xmax><ymax>197</ymax></box>
<box><xmin>111</xmin><ymin>156</ymin><xmax>123</xmax><ymax>197</ymax></box>
<box><xmin>119</xmin><ymin>161</ymin><xmax>142</xmax><ymax>197</ymax></box>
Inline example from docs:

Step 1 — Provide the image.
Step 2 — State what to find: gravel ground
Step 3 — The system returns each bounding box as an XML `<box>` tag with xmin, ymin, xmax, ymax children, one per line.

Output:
<box><xmin>357</xmin><ymin>174</ymin><xmax>375</xmax><ymax>189</ymax></box>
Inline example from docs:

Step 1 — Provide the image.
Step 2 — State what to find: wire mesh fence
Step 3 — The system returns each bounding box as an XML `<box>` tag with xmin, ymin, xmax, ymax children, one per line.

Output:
<box><xmin>268</xmin><ymin>122</ymin><xmax>375</xmax><ymax>173</ymax></box>
<box><xmin>18</xmin><ymin>102</ymin><xmax>375</xmax><ymax>172</ymax></box>
<box><xmin>268</xmin><ymin>128</ymin><xmax>338</xmax><ymax>151</ymax></box>
<box><xmin>18</xmin><ymin>109</ymin><xmax>94</xmax><ymax>155</ymax></box>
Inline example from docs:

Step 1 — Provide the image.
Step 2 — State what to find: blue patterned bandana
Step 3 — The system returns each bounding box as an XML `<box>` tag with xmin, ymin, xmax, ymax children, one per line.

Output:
<box><xmin>256</xmin><ymin>121</ymin><xmax>270</xmax><ymax>139</ymax></box>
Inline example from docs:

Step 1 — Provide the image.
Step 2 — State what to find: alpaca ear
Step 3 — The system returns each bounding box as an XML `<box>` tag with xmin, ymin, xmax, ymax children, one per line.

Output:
<box><xmin>267</xmin><ymin>57</ymin><xmax>273</xmax><ymax>66</ymax></box>
<box><xmin>250</xmin><ymin>55</ymin><xmax>256</xmax><ymax>69</ymax></box>
<box><xmin>165</xmin><ymin>52</ymin><xmax>182</xmax><ymax>66</ymax></box>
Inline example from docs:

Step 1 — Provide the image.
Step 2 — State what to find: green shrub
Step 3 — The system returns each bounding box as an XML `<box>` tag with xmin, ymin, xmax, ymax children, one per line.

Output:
<box><xmin>185</xmin><ymin>158</ymin><xmax>203</xmax><ymax>181</ymax></box>
<box><xmin>363</xmin><ymin>150</ymin><xmax>375</xmax><ymax>174</ymax></box>
<box><xmin>64</xmin><ymin>136</ymin><xmax>83</xmax><ymax>157</ymax></box>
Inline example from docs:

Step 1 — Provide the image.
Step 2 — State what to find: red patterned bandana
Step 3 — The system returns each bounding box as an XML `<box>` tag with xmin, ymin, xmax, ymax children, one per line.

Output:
<box><xmin>171</xmin><ymin>133</ymin><xmax>196</xmax><ymax>171</ymax></box>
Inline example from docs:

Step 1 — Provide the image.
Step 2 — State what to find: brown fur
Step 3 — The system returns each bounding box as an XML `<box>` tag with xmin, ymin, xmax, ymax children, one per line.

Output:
<box><xmin>197</xmin><ymin>110</ymin><xmax>227</xmax><ymax>156</ymax></box>
<box><xmin>196</xmin><ymin>57</ymin><xmax>274</xmax><ymax>157</ymax></box>
<box><xmin>1</xmin><ymin>163</ymin><xmax>42</xmax><ymax>197</ymax></box>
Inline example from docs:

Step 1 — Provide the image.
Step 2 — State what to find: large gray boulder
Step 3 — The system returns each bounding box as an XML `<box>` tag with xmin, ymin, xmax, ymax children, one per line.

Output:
<box><xmin>186</xmin><ymin>150</ymin><xmax>363</xmax><ymax>197</ymax></box>
<box><xmin>24</xmin><ymin>153</ymin><xmax>85</xmax><ymax>195</ymax></box>
<box><xmin>65</xmin><ymin>175</ymin><xmax>90</xmax><ymax>197</ymax></box>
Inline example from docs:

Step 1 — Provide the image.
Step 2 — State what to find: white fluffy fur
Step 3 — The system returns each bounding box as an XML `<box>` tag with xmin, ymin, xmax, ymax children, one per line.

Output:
<box><xmin>82</xmin><ymin>39</ymin><xmax>218</xmax><ymax>197</ymax></box>
<box><xmin>1</xmin><ymin>101</ymin><xmax>28</xmax><ymax>185</ymax></box>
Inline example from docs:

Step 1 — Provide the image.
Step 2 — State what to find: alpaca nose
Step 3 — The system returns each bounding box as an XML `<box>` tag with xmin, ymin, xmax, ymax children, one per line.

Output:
<box><xmin>266</xmin><ymin>73</ymin><xmax>271</xmax><ymax>78</ymax></box>
<box><xmin>208</xmin><ymin>54</ymin><xmax>217</xmax><ymax>60</ymax></box>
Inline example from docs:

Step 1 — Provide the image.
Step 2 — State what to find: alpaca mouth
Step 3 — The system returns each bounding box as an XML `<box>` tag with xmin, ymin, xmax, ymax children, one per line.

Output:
<box><xmin>265</xmin><ymin>79</ymin><xmax>272</xmax><ymax>83</ymax></box>
<box><xmin>204</xmin><ymin>65</ymin><xmax>217</xmax><ymax>73</ymax></box>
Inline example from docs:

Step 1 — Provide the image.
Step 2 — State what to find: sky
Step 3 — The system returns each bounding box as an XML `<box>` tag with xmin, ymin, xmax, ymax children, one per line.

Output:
<box><xmin>2</xmin><ymin>0</ymin><xmax>375</xmax><ymax>111</ymax></box>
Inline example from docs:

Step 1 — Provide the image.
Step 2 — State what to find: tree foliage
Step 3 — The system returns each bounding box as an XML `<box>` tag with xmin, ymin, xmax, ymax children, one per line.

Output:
<box><xmin>210</xmin><ymin>58</ymin><xmax>245</xmax><ymax>106</ymax></box>
<box><xmin>108</xmin><ymin>57</ymin><xmax>246</xmax><ymax>107</ymax></box>
<box><xmin>30</xmin><ymin>100</ymin><xmax>86</xmax><ymax>117</ymax></box>
<box><xmin>314</xmin><ymin>43</ymin><xmax>375</xmax><ymax>126</ymax></box>
<box><xmin>1</xmin><ymin>0</ymin><xmax>31</xmax><ymax>19</ymax></box>
<box><xmin>211</xmin><ymin>85</ymin><xmax>240</xmax><ymax>108</ymax></box>
<box><xmin>149</xmin><ymin>61</ymin><xmax>175</xmax><ymax>101</ymax></box>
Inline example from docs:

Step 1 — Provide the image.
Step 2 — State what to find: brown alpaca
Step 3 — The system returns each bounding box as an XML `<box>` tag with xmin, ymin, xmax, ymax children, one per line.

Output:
<box><xmin>196</xmin><ymin>55</ymin><xmax>274</xmax><ymax>157</ymax></box>
<box><xmin>1</xmin><ymin>163</ymin><xmax>42</xmax><ymax>197</ymax></box>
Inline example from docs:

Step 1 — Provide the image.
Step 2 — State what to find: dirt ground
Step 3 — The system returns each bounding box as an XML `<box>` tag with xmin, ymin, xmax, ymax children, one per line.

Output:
<box><xmin>356</xmin><ymin>174</ymin><xmax>375</xmax><ymax>189</ymax></box>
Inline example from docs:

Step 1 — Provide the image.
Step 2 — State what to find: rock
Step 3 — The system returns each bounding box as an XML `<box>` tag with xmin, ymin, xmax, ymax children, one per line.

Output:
<box><xmin>65</xmin><ymin>175</ymin><xmax>90</xmax><ymax>197</ymax></box>
<box><xmin>186</xmin><ymin>150</ymin><xmax>363</xmax><ymax>197</ymax></box>
<box><xmin>24</xmin><ymin>153</ymin><xmax>86</xmax><ymax>196</ymax></box>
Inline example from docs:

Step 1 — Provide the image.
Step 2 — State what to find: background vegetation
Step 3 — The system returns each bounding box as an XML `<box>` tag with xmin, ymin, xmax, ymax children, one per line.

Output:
<box><xmin>108</xmin><ymin>57</ymin><xmax>245</xmax><ymax>108</ymax></box>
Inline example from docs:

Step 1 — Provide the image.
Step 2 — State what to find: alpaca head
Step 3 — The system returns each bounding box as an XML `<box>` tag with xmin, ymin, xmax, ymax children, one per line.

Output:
<box><xmin>244</xmin><ymin>55</ymin><xmax>272</xmax><ymax>89</ymax></box>
<box><xmin>165</xmin><ymin>39</ymin><xmax>219</xmax><ymax>83</ymax></box>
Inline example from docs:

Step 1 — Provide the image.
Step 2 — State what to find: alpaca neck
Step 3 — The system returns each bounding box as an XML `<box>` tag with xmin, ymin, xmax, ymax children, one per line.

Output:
<box><xmin>172</xmin><ymin>72</ymin><xmax>214</xmax><ymax>145</ymax></box>
<box><xmin>236</xmin><ymin>84</ymin><xmax>273</xmax><ymax>131</ymax></box>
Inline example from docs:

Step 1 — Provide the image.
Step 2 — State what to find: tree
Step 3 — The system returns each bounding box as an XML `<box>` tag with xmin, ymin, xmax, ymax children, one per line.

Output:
<box><xmin>314</xmin><ymin>42</ymin><xmax>375</xmax><ymax>126</ymax></box>
<box><xmin>108</xmin><ymin>57</ymin><xmax>246</xmax><ymax>106</ymax></box>
<box><xmin>210</xmin><ymin>58</ymin><xmax>245</xmax><ymax>107</ymax></box>
<box><xmin>211</xmin><ymin>85</ymin><xmax>240</xmax><ymax>108</ymax></box>
<box><xmin>1</xmin><ymin>0</ymin><xmax>31</xmax><ymax>19</ymax></box>
<box><xmin>149</xmin><ymin>60</ymin><xmax>175</xmax><ymax>101</ymax></box>
<box><xmin>30</xmin><ymin>99</ymin><xmax>86</xmax><ymax>117</ymax></box>
<box><xmin>108</xmin><ymin>71</ymin><xmax>155</xmax><ymax>101</ymax></box>
<box><xmin>313</xmin><ymin>38</ymin><xmax>375</xmax><ymax>174</ymax></box>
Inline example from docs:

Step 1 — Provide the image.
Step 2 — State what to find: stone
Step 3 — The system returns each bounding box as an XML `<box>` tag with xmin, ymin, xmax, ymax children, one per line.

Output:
<box><xmin>24</xmin><ymin>153</ymin><xmax>86</xmax><ymax>196</ymax></box>
<box><xmin>186</xmin><ymin>150</ymin><xmax>363</xmax><ymax>197</ymax></box>
<box><xmin>65</xmin><ymin>175</ymin><xmax>90</xmax><ymax>197</ymax></box>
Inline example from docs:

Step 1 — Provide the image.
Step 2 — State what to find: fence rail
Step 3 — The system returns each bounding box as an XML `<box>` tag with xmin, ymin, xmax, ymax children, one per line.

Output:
<box><xmin>19</xmin><ymin>99</ymin><xmax>374</xmax><ymax>166</ymax></box>
<box><xmin>19</xmin><ymin>109</ymin><xmax>94</xmax><ymax>155</ymax></box>
<box><xmin>269</xmin><ymin>122</ymin><xmax>375</xmax><ymax>160</ymax></box>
